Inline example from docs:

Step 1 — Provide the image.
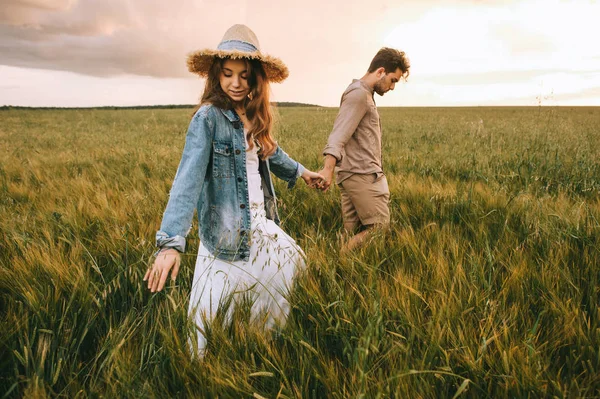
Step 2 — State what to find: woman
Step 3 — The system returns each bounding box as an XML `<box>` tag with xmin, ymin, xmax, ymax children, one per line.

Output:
<box><xmin>143</xmin><ymin>24</ymin><xmax>322</xmax><ymax>352</ymax></box>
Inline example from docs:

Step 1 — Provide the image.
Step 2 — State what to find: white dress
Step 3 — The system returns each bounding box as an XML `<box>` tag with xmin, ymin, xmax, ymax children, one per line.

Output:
<box><xmin>188</xmin><ymin>135</ymin><xmax>305</xmax><ymax>352</ymax></box>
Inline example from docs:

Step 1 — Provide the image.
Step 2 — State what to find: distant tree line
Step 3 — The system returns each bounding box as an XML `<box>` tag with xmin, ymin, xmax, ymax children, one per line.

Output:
<box><xmin>275</xmin><ymin>102</ymin><xmax>322</xmax><ymax>107</ymax></box>
<box><xmin>0</xmin><ymin>102</ymin><xmax>322</xmax><ymax>111</ymax></box>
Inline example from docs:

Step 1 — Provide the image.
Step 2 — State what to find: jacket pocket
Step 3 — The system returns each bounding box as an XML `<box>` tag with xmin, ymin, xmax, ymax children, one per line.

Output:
<box><xmin>212</xmin><ymin>141</ymin><xmax>234</xmax><ymax>178</ymax></box>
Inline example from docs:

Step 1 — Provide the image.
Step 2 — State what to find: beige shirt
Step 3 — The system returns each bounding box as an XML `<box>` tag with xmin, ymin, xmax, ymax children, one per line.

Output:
<box><xmin>323</xmin><ymin>79</ymin><xmax>382</xmax><ymax>184</ymax></box>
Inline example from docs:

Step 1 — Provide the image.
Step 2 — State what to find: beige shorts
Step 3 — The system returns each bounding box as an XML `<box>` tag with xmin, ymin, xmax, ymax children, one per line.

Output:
<box><xmin>338</xmin><ymin>173</ymin><xmax>390</xmax><ymax>232</ymax></box>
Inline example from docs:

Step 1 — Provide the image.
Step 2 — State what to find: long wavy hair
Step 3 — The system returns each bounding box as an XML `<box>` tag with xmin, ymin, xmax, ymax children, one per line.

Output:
<box><xmin>193</xmin><ymin>57</ymin><xmax>276</xmax><ymax>159</ymax></box>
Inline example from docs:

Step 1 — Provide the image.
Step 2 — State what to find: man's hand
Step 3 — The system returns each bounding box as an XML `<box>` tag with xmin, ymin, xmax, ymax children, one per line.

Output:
<box><xmin>316</xmin><ymin>155</ymin><xmax>337</xmax><ymax>192</ymax></box>
<box><xmin>316</xmin><ymin>168</ymin><xmax>333</xmax><ymax>192</ymax></box>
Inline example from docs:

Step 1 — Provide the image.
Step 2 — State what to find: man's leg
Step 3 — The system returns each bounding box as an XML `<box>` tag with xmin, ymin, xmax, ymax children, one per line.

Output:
<box><xmin>339</xmin><ymin>183</ymin><xmax>361</xmax><ymax>233</ymax></box>
<box><xmin>338</xmin><ymin>173</ymin><xmax>390</xmax><ymax>253</ymax></box>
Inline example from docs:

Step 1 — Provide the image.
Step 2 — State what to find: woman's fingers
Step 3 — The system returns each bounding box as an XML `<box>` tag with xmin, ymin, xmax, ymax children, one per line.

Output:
<box><xmin>155</xmin><ymin>268</ymin><xmax>170</xmax><ymax>292</ymax></box>
<box><xmin>171</xmin><ymin>256</ymin><xmax>181</xmax><ymax>282</ymax></box>
<box><xmin>149</xmin><ymin>267</ymin><xmax>160</xmax><ymax>292</ymax></box>
<box><xmin>151</xmin><ymin>268</ymin><xmax>163</xmax><ymax>292</ymax></box>
<box><xmin>146</xmin><ymin>266</ymin><xmax>155</xmax><ymax>289</ymax></box>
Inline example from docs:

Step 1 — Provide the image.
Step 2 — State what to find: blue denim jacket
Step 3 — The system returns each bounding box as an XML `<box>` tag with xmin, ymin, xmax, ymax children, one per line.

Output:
<box><xmin>156</xmin><ymin>104</ymin><xmax>305</xmax><ymax>262</ymax></box>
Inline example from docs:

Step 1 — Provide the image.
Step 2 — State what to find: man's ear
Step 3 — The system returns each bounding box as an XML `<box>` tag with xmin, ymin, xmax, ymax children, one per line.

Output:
<box><xmin>376</xmin><ymin>67</ymin><xmax>386</xmax><ymax>78</ymax></box>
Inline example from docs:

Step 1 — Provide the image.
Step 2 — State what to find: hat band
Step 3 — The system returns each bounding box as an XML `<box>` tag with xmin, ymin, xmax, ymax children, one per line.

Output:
<box><xmin>217</xmin><ymin>39</ymin><xmax>258</xmax><ymax>53</ymax></box>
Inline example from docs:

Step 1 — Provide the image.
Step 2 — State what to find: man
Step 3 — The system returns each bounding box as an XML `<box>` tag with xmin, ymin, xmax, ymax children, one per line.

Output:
<box><xmin>318</xmin><ymin>47</ymin><xmax>410</xmax><ymax>252</ymax></box>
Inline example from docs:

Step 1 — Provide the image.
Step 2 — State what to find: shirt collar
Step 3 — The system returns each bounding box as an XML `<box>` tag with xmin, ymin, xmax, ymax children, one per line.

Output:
<box><xmin>354</xmin><ymin>79</ymin><xmax>375</xmax><ymax>95</ymax></box>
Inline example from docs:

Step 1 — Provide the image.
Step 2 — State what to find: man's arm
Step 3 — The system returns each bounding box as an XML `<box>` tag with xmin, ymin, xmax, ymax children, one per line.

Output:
<box><xmin>319</xmin><ymin>88</ymin><xmax>368</xmax><ymax>191</ymax></box>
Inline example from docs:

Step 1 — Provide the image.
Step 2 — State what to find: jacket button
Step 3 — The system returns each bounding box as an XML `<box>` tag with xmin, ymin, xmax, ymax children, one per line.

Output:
<box><xmin>240</xmin><ymin>204</ymin><xmax>246</xmax><ymax>209</ymax></box>
<box><xmin>237</xmin><ymin>177</ymin><xmax>243</xmax><ymax>182</ymax></box>
<box><xmin>235</xmin><ymin>149</ymin><xmax>241</xmax><ymax>155</ymax></box>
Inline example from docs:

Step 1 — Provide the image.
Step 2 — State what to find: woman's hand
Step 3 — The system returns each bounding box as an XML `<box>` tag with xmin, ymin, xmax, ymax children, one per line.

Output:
<box><xmin>144</xmin><ymin>248</ymin><xmax>181</xmax><ymax>293</ymax></box>
<box><xmin>301</xmin><ymin>169</ymin><xmax>325</xmax><ymax>189</ymax></box>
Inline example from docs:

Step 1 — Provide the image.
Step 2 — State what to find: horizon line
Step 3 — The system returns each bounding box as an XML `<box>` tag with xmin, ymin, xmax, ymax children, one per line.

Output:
<box><xmin>2</xmin><ymin>103</ymin><xmax>599</xmax><ymax>110</ymax></box>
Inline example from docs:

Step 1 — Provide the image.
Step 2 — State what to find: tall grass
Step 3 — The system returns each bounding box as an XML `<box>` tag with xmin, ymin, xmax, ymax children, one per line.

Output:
<box><xmin>1</xmin><ymin>106</ymin><xmax>599</xmax><ymax>397</ymax></box>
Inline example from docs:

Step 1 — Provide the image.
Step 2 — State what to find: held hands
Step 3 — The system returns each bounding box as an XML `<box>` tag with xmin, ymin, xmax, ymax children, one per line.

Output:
<box><xmin>315</xmin><ymin>154</ymin><xmax>336</xmax><ymax>192</ymax></box>
<box><xmin>300</xmin><ymin>166</ymin><xmax>334</xmax><ymax>192</ymax></box>
<box><xmin>301</xmin><ymin>169</ymin><xmax>328</xmax><ymax>191</ymax></box>
<box><xmin>315</xmin><ymin>166</ymin><xmax>334</xmax><ymax>192</ymax></box>
<box><xmin>144</xmin><ymin>248</ymin><xmax>181</xmax><ymax>292</ymax></box>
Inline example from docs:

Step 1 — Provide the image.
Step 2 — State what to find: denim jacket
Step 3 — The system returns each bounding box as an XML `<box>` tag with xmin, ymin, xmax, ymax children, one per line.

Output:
<box><xmin>156</xmin><ymin>104</ymin><xmax>305</xmax><ymax>262</ymax></box>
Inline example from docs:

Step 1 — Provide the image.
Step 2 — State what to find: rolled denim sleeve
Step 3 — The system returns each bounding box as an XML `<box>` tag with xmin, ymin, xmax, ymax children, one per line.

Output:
<box><xmin>156</xmin><ymin>106</ymin><xmax>214</xmax><ymax>252</ymax></box>
<box><xmin>268</xmin><ymin>145</ymin><xmax>303</xmax><ymax>189</ymax></box>
<box><xmin>322</xmin><ymin>88</ymin><xmax>368</xmax><ymax>162</ymax></box>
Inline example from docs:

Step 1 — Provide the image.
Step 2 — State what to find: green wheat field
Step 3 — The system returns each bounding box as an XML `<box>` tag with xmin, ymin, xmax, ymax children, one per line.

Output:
<box><xmin>1</xmin><ymin>106</ymin><xmax>599</xmax><ymax>398</ymax></box>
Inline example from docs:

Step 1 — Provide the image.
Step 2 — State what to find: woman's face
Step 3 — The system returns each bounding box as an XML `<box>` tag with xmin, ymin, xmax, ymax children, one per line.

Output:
<box><xmin>220</xmin><ymin>59</ymin><xmax>251</xmax><ymax>104</ymax></box>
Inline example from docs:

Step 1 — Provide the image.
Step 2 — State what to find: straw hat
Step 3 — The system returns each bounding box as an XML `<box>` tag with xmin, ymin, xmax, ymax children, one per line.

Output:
<box><xmin>187</xmin><ymin>24</ymin><xmax>289</xmax><ymax>83</ymax></box>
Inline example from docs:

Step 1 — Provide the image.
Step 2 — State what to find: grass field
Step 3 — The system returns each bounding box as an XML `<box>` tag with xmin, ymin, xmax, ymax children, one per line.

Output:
<box><xmin>1</xmin><ymin>106</ymin><xmax>599</xmax><ymax>398</ymax></box>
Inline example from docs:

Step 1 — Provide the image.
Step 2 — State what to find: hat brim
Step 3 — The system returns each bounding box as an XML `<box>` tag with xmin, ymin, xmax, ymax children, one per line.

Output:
<box><xmin>187</xmin><ymin>49</ymin><xmax>289</xmax><ymax>83</ymax></box>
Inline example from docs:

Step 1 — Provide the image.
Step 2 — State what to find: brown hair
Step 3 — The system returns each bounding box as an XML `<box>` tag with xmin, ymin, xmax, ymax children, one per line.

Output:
<box><xmin>193</xmin><ymin>57</ymin><xmax>276</xmax><ymax>159</ymax></box>
<box><xmin>367</xmin><ymin>47</ymin><xmax>410</xmax><ymax>80</ymax></box>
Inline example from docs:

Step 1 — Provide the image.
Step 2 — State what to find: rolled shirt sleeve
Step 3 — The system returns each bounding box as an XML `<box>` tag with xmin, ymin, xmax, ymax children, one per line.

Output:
<box><xmin>322</xmin><ymin>88</ymin><xmax>368</xmax><ymax>162</ymax></box>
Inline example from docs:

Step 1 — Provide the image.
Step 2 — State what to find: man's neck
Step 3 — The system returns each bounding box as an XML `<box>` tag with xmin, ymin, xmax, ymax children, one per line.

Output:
<box><xmin>359</xmin><ymin>72</ymin><xmax>378</xmax><ymax>91</ymax></box>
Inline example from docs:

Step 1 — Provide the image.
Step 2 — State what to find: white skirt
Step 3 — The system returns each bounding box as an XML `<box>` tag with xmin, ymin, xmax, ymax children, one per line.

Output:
<box><xmin>187</xmin><ymin>204</ymin><xmax>305</xmax><ymax>353</ymax></box>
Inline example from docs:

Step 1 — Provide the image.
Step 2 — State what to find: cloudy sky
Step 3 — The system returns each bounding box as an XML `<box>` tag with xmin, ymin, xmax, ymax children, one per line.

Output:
<box><xmin>1</xmin><ymin>0</ymin><xmax>599</xmax><ymax>107</ymax></box>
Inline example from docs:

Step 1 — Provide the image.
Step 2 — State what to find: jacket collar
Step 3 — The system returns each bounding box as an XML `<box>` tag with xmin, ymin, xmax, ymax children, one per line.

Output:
<box><xmin>218</xmin><ymin>108</ymin><xmax>241</xmax><ymax>123</ymax></box>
